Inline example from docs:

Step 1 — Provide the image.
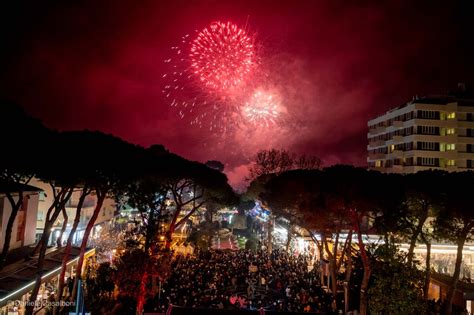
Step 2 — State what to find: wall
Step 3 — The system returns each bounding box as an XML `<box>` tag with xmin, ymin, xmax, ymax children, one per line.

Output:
<box><xmin>0</xmin><ymin>192</ymin><xmax>39</xmax><ymax>251</ymax></box>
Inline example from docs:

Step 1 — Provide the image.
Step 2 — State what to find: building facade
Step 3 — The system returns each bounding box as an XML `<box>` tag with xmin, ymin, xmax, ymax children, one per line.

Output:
<box><xmin>367</xmin><ymin>87</ymin><xmax>474</xmax><ymax>311</ymax></box>
<box><xmin>368</xmin><ymin>94</ymin><xmax>474</xmax><ymax>173</ymax></box>
<box><xmin>0</xmin><ymin>185</ymin><xmax>41</xmax><ymax>252</ymax></box>
<box><xmin>31</xmin><ymin>178</ymin><xmax>117</xmax><ymax>246</ymax></box>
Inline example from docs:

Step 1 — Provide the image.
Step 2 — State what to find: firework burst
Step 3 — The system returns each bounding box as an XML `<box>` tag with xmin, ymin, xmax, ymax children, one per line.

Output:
<box><xmin>163</xmin><ymin>20</ymin><xmax>289</xmax><ymax>135</ymax></box>
<box><xmin>190</xmin><ymin>21</ymin><xmax>256</xmax><ymax>93</ymax></box>
<box><xmin>242</xmin><ymin>89</ymin><xmax>283</xmax><ymax>127</ymax></box>
<box><xmin>163</xmin><ymin>21</ymin><xmax>259</xmax><ymax>133</ymax></box>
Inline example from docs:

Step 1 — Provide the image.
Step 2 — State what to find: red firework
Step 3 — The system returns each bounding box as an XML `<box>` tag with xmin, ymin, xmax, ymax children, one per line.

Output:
<box><xmin>242</xmin><ymin>89</ymin><xmax>282</xmax><ymax>127</ymax></box>
<box><xmin>190</xmin><ymin>21</ymin><xmax>255</xmax><ymax>93</ymax></box>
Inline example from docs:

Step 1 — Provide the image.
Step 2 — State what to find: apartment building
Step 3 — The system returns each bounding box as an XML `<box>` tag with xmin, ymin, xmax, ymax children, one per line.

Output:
<box><xmin>368</xmin><ymin>87</ymin><xmax>474</xmax><ymax>173</ymax></box>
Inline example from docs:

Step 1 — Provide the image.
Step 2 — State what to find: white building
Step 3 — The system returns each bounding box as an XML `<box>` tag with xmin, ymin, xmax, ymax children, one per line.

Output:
<box><xmin>368</xmin><ymin>88</ymin><xmax>474</xmax><ymax>173</ymax></box>
<box><xmin>0</xmin><ymin>184</ymin><xmax>41</xmax><ymax>251</ymax></box>
<box><xmin>31</xmin><ymin>179</ymin><xmax>117</xmax><ymax>246</ymax></box>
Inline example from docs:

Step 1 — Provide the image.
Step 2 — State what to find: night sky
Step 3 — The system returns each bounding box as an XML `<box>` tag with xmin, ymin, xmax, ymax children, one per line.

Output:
<box><xmin>1</xmin><ymin>1</ymin><xmax>473</xmax><ymax>188</ymax></box>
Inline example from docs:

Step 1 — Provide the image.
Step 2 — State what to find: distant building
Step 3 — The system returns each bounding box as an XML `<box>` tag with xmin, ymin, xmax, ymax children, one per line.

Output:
<box><xmin>0</xmin><ymin>184</ymin><xmax>41</xmax><ymax>251</ymax></box>
<box><xmin>31</xmin><ymin>178</ymin><xmax>117</xmax><ymax>246</ymax></box>
<box><xmin>368</xmin><ymin>84</ymin><xmax>474</xmax><ymax>173</ymax></box>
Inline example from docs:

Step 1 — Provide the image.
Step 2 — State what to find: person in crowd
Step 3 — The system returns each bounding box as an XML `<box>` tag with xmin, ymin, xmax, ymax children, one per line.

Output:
<box><xmin>157</xmin><ymin>249</ymin><xmax>335</xmax><ymax>313</ymax></box>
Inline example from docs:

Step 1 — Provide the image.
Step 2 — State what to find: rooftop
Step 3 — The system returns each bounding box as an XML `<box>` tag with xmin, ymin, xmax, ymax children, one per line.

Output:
<box><xmin>0</xmin><ymin>182</ymin><xmax>42</xmax><ymax>194</ymax></box>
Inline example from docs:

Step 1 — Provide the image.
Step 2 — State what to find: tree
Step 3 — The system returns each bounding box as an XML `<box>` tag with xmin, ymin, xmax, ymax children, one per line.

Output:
<box><xmin>56</xmin><ymin>185</ymin><xmax>92</xmax><ymax>307</ymax></box>
<box><xmin>164</xmin><ymin>158</ymin><xmax>236</xmax><ymax>249</ymax></box>
<box><xmin>121</xmin><ymin>149</ymin><xmax>174</xmax><ymax>315</ymax></box>
<box><xmin>125</xmin><ymin>163</ymin><xmax>169</xmax><ymax>254</ymax></box>
<box><xmin>114</xmin><ymin>146</ymin><xmax>235</xmax><ymax>314</ymax></box>
<box><xmin>0</xmin><ymin>102</ymin><xmax>49</xmax><ymax>269</ymax></box>
<box><xmin>434</xmin><ymin>171</ymin><xmax>474</xmax><ymax>315</ymax></box>
<box><xmin>248</xmin><ymin>149</ymin><xmax>294</xmax><ymax>180</ymax></box>
<box><xmin>247</xmin><ymin>149</ymin><xmax>321</xmax><ymax>180</ymax></box>
<box><xmin>247</xmin><ymin>149</ymin><xmax>321</xmax><ymax>253</ymax></box>
<box><xmin>23</xmin><ymin>130</ymin><xmax>94</xmax><ymax>315</ymax></box>
<box><xmin>84</xmin><ymin>261</ymin><xmax>115</xmax><ymax>313</ymax></box>
<box><xmin>70</xmin><ymin>131</ymin><xmax>144</xmax><ymax>302</ymax></box>
<box><xmin>404</xmin><ymin>171</ymin><xmax>445</xmax><ymax>265</ymax></box>
<box><xmin>27</xmin><ymin>175</ymin><xmax>75</xmax><ymax>314</ymax></box>
<box><xmin>205</xmin><ymin>160</ymin><xmax>225</xmax><ymax>172</ymax></box>
<box><xmin>294</xmin><ymin>154</ymin><xmax>322</xmax><ymax>170</ymax></box>
<box><xmin>56</xmin><ymin>207</ymin><xmax>68</xmax><ymax>247</ymax></box>
<box><xmin>261</xmin><ymin>170</ymin><xmax>325</xmax><ymax>251</ymax></box>
<box><xmin>368</xmin><ymin>243</ymin><xmax>426</xmax><ymax>315</ymax></box>
<box><xmin>113</xmin><ymin>236</ymin><xmax>171</xmax><ymax>314</ymax></box>
<box><xmin>323</xmin><ymin>166</ymin><xmax>380</xmax><ymax>315</ymax></box>
<box><xmin>262</xmin><ymin>169</ymin><xmax>352</xmax><ymax>311</ymax></box>
<box><xmin>53</xmin><ymin>130</ymin><xmax>129</xmax><ymax>312</ymax></box>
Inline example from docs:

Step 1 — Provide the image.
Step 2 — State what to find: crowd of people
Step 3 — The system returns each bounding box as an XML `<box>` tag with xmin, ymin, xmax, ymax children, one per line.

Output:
<box><xmin>155</xmin><ymin>249</ymin><xmax>335</xmax><ymax>313</ymax></box>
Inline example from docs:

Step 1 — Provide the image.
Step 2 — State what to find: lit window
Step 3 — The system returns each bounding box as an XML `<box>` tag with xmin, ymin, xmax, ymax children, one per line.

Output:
<box><xmin>447</xmin><ymin>112</ymin><xmax>456</xmax><ymax>119</ymax></box>
<box><xmin>446</xmin><ymin>128</ymin><xmax>455</xmax><ymax>135</ymax></box>
<box><xmin>375</xmin><ymin>160</ymin><xmax>382</xmax><ymax>167</ymax></box>
<box><xmin>447</xmin><ymin>159</ymin><xmax>456</xmax><ymax>166</ymax></box>
<box><xmin>446</xmin><ymin>144</ymin><xmax>456</xmax><ymax>151</ymax></box>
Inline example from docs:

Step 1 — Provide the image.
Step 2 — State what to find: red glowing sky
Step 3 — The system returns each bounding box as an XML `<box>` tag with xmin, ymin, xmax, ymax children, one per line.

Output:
<box><xmin>1</xmin><ymin>1</ymin><xmax>473</xmax><ymax>188</ymax></box>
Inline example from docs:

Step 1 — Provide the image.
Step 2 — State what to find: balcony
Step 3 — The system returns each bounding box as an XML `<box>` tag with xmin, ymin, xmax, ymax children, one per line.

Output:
<box><xmin>458</xmin><ymin>120</ymin><xmax>474</xmax><ymax>128</ymax></box>
<box><xmin>392</xmin><ymin>120</ymin><xmax>404</xmax><ymax>128</ymax></box>
<box><xmin>389</xmin><ymin>150</ymin><xmax>404</xmax><ymax>158</ymax></box>
<box><xmin>392</xmin><ymin>135</ymin><xmax>403</xmax><ymax>142</ymax></box>
<box><xmin>368</xmin><ymin>152</ymin><xmax>386</xmax><ymax>160</ymax></box>
<box><xmin>368</xmin><ymin>125</ymin><xmax>387</xmax><ymax>135</ymax></box>
<box><xmin>458</xmin><ymin>136</ymin><xmax>474</xmax><ymax>144</ymax></box>
<box><xmin>405</xmin><ymin>134</ymin><xmax>456</xmax><ymax>143</ymax></box>
<box><xmin>458</xmin><ymin>151</ymin><xmax>474</xmax><ymax>159</ymax></box>
<box><xmin>412</xmin><ymin>119</ymin><xmax>454</xmax><ymax>127</ymax></box>
<box><xmin>392</xmin><ymin>164</ymin><xmax>404</xmax><ymax>171</ymax></box>
<box><xmin>368</xmin><ymin>165</ymin><xmax>385</xmax><ymax>172</ymax></box>
<box><xmin>368</xmin><ymin>139</ymin><xmax>386</xmax><ymax>147</ymax></box>
<box><xmin>368</xmin><ymin>128</ymin><xmax>381</xmax><ymax>135</ymax></box>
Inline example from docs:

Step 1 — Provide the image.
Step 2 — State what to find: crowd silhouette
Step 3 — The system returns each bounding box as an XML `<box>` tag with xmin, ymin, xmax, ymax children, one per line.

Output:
<box><xmin>154</xmin><ymin>249</ymin><xmax>334</xmax><ymax>314</ymax></box>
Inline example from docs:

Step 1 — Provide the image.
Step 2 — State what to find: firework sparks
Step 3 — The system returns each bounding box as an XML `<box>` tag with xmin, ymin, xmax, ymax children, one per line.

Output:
<box><xmin>242</xmin><ymin>89</ymin><xmax>283</xmax><ymax>127</ymax></box>
<box><xmin>163</xmin><ymin>21</ymin><xmax>258</xmax><ymax>134</ymax></box>
<box><xmin>164</xmin><ymin>21</ymin><xmax>289</xmax><ymax>134</ymax></box>
<box><xmin>190</xmin><ymin>21</ymin><xmax>255</xmax><ymax>93</ymax></box>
